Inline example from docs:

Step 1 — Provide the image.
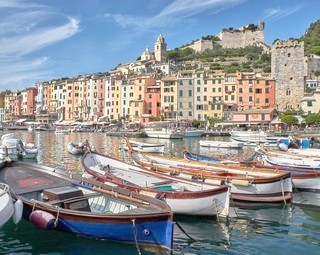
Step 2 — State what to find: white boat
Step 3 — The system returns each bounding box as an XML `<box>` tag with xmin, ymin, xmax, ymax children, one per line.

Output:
<box><xmin>144</xmin><ymin>121</ymin><xmax>184</xmax><ymax>139</ymax></box>
<box><xmin>121</xmin><ymin>139</ymin><xmax>165</xmax><ymax>153</ymax></box>
<box><xmin>82</xmin><ymin>151</ymin><xmax>230</xmax><ymax>217</ymax></box>
<box><xmin>230</xmin><ymin>130</ymin><xmax>278</xmax><ymax>146</ymax></box>
<box><xmin>55</xmin><ymin>126</ymin><xmax>70</xmax><ymax>134</ymax></box>
<box><xmin>128</xmin><ymin>151</ymin><xmax>293</xmax><ymax>203</ymax></box>
<box><xmin>183</xmin><ymin>128</ymin><xmax>205</xmax><ymax>137</ymax></box>
<box><xmin>0</xmin><ymin>133</ymin><xmax>38</xmax><ymax>160</ymax></box>
<box><xmin>0</xmin><ymin>182</ymin><xmax>14</xmax><ymax>227</ymax></box>
<box><xmin>259</xmin><ymin>154</ymin><xmax>320</xmax><ymax>170</ymax></box>
<box><xmin>67</xmin><ymin>142</ymin><xmax>87</xmax><ymax>155</ymax></box>
<box><xmin>199</xmin><ymin>140</ymin><xmax>244</xmax><ymax>149</ymax></box>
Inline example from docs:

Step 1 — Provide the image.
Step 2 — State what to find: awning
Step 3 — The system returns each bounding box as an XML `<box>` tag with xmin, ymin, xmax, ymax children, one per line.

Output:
<box><xmin>16</xmin><ymin>118</ymin><xmax>27</xmax><ymax>123</ymax></box>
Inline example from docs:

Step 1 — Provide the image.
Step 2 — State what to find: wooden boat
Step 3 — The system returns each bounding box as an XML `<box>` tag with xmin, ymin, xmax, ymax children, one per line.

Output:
<box><xmin>263</xmin><ymin>147</ymin><xmax>320</xmax><ymax>158</ymax></box>
<box><xmin>0</xmin><ymin>182</ymin><xmax>15</xmax><ymax>227</ymax></box>
<box><xmin>67</xmin><ymin>142</ymin><xmax>87</xmax><ymax>155</ymax></box>
<box><xmin>184</xmin><ymin>150</ymin><xmax>320</xmax><ymax>191</ymax></box>
<box><xmin>126</xmin><ymin>149</ymin><xmax>292</xmax><ymax>203</ymax></box>
<box><xmin>120</xmin><ymin>139</ymin><xmax>165</xmax><ymax>153</ymax></box>
<box><xmin>199</xmin><ymin>140</ymin><xmax>244</xmax><ymax>149</ymax></box>
<box><xmin>258</xmin><ymin>153</ymin><xmax>320</xmax><ymax>170</ymax></box>
<box><xmin>183</xmin><ymin>150</ymin><xmax>239</xmax><ymax>164</ymax></box>
<box><xmin>81</xmin><ymin>151</ymin><xmax>230</xmax><ymax>217</ymax></box>
<box><xmin>240</xmin><ymin>161</ymin><xmax>320</xmax><ymax>191</ymax></box>
<box><xmin>0</xmin><ymin>160</ymin><xmax>174</xmax><ymax>250</ymax></box>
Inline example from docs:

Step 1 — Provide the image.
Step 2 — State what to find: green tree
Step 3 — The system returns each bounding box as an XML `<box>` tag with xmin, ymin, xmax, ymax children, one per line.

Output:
<box><xmin>281</xmin><ymin>115</ymin><xmax>299</xmax><ymax>126</ymax></box>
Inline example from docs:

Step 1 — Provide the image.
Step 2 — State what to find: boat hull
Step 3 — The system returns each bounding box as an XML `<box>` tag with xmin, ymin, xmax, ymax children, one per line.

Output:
<box><xmin>82</xmin><ymin>151</ymin><xmax>230</xmax><ymax>217</ymax></box>
<box><xmin>22</xmin><ymin>203</ymin><xmax>174</xmax><ymax>248</ymax></box>
<box><xmin>0</xmin><ymin>183</ymin><xmax>14</xmax><ymax>227</ymax></box>
<box><xmin>131</xmin><ymin>152</ymin><xmax>292</xmax><ymax>203</ymax></box>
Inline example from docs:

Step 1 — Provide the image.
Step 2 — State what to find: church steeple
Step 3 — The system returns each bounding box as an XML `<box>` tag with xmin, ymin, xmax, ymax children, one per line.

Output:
<box><xmin>154</xmin><ymin>34</ymin><xmax>167</xmax><ymax>63</ymax></box>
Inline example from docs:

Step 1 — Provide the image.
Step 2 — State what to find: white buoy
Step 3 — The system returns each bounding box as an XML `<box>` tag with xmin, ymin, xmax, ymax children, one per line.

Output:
<box><xmin>12</xmin><ymin>199</ymin><xmax>23</xmax><ymax>224</ymax></box>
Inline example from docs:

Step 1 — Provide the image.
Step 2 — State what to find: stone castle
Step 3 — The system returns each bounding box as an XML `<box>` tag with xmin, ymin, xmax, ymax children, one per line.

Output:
<box><xmin>216</xmin><ymin>22</ymin><xmax>265</xmax><ymax>49</ymax></box>
<box><xmin>185</xmin><ymin>22</ymin><xmax>267</xmax><ymax>53</ymax></box>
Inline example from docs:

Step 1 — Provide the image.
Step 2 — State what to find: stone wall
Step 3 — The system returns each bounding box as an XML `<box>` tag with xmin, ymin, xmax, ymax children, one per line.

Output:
<box><xmin>216</xmin><ymin>22</ymin><xmax>265</xmax><ymax>49</ymax></box>
<box><xmin>271</xmin><ymin>40</ymin><xmax>305</xmax><ymax>111</ymax></box>
<box><xmin>188</xmin><ymin>39</ymin><xmax>213</xmax><ymax>52</ymax></box>
<box><xmin>305</xmin><ymin>54</ymin><xmax>320</xmax><ymax>78</ymax></box>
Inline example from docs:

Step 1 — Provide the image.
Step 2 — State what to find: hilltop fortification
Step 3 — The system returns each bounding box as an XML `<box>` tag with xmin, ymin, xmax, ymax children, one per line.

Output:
<box><xmin>216</xmin><ymin>22</ymin><xmax>265</xmax><ymax>49</ymax></box>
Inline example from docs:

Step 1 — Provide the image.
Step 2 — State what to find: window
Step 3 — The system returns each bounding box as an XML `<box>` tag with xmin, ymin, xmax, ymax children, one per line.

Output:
<box><xmin>239</xmin><ymin>96</ymin><xmax>243</xmax><ymax>102</ymax></box>
<box><xmin>265</xmin><ymin>88</ymin><xmax>269</xmax><ymax>93</ymax></box>
<box><xmin>197</xmin><ymin>73</ymin><xmax>200</xmax><ymax>78</ymax></box>
<box><xmin>231</xmin><ymin>95</ymin><xmax>235</xmax><ymax>100</ymax></box>
<box><xmin>307</xmin><ymin>101</ymin><xmax>313</xmax><ymax>107</ymax></box>
<box><xmin>286</xmin><ymin>88</ymin><xmax>291</xmax><ymax>96</ymax></box>
<box><xmin>149</xmin><ymin>94</ymin><xmax>152</xmax><ymax>99</ymax></box>
<box><xmin>204</xmin><ymin>87</ymin><xmax>207</xmax><ymax>92</ymax></box>
<box><xmin>225</xmin><ymin>95</ymin><xmax>228</xmax><ymax>101</ymax></box>
<box><xmin>189</xmin><ymin>111</ymin><xmax>192</xmax><ymax>116</ymax></box>
<box><xmin>189</xmin><ymin>90</ymin><xmax>192</xmax><ymax>97</ymax></box>
<box><xmin>189</xmin><ymin>80</ymin><xmax>193</xmax><ymax>85</ymax></box>
<box><xmin>249</xmin><ymin>88</ymin><xmax>253</xmax><ymax>93</ymax></box>
<box><xmin>197</xmin><ymin>80</ymin><xmax>201</xmax><ymax>85</ymax></box>
<box><xmin>239</xmin><ymin>88</ymin><xmax>243</xmax><ymax>93</ymax></box>
<box><xmin>197</xmin><ymin>96</ymin><xmax>201</xmax><ymax>101</ymax></box>
<box><xmin>204</xmin><ymin>96</ymin><xmax>207</xmax><ymax>101</ymax></box>
<box><xmin>255</xmin><ymin>89</ymin><xmax>262</xmax><ymax>94</ymax></box>
<box><xmin>249</xmin><ymin>96</ymin><xmax>253</xmax><ymax>102</ymax></box>
<box><xmin>179</xmin><ymin>80</ymin><xmax>183</xmax><ymax>85</ymax></box>
<box><xmin>197</xmin><ymin>87</ymin><xmax>201</xmax><ymax>92</ymax></box>
<box><xmin>179</xmin><ymin>90</ymin><xmax>183</xmax><ymax>97</ymax></box>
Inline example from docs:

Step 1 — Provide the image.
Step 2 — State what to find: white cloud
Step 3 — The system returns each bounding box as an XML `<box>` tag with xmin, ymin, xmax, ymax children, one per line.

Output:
<box><xmin>0</xmin><ymin>0</ymin><xmax>80</xmax><ymax>88</ymax></box>
<box><xmin>104</xmin><ymin>0</ymin><xmax>246</xmax><ymax>31</ymax></box>
<box><xmin>262</xmin><ymin>5</ymin><xmax>303</xmax><ymax>22</ymax></box>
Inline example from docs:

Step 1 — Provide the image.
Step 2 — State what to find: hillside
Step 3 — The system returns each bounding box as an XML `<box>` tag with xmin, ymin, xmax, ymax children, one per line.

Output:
<box><xmin>165</xmin><ymin>20</ymin><xmax>320</xmax><ymax>73</ymax></box>
<box><xmin>167</xmin><ymin>41</ymin><xmax>271</xmax><ymax>73</ymax></box>
<box><xmin>301</xmin><ymin>20</ymin><xmax>320</xmax><ymax>55</ymax></box>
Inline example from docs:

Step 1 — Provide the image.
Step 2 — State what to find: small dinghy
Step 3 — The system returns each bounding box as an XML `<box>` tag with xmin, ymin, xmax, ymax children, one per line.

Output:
<box><xmin>67</xmin><ymin>142</ymin><xmax>87</xmax><ymax>155</ymax></box>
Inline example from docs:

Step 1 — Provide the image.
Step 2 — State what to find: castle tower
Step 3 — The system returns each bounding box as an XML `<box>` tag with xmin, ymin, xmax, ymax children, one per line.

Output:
<box><xmin>271</xmin><ymin>39</ymin><xmax>305</xmax><ymax>112</ymax></box>
<box><xmin>154</xmin><ymin>34</ymin><xmax>167</xmax><ymax>63</ymax></box>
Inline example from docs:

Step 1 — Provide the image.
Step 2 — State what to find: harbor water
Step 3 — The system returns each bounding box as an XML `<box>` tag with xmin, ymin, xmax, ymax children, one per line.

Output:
<box><xmin>0</xmin><ymin>131</ymin><xmax>320</xmax><ymax>255</ymax></box>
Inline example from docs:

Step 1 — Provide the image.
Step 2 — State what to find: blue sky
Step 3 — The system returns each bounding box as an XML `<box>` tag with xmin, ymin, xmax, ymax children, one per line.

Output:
<box><xmin>1</xmin><ymin>0</ymin><xmax>319</xmax><ymax>91</ymax></box>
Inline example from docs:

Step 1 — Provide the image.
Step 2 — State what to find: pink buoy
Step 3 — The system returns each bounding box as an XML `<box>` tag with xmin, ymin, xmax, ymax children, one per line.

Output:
<box><xmin>29</xmin><ymin>210</ymin><xmax>56</xmax><ymax>230</ymax></box>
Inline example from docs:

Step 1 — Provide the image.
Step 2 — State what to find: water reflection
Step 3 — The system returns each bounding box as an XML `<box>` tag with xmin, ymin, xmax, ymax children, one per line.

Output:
<box><xmin>1</xmin><ymin>130</ymin><xmax>320</xmax><ymax>255</ymax></box>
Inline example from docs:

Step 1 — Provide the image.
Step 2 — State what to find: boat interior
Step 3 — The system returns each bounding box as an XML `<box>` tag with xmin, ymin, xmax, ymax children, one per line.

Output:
<box><xmin>0</xmin><ymin>162</ymin><xmax>146</xmax><ymax>215</ymax></box>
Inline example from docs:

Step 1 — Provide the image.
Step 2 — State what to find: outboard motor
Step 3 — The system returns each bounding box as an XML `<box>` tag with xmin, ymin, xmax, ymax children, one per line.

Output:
<box><xmin>278</xmin><ymin>143</ymin><xmax>289</xmax><ymax>151</ymax></box>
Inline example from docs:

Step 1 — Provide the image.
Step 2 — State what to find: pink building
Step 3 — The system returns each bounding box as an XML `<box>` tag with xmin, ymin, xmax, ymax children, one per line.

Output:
<box><xmin>231</xmin><ymin>108</ymin><xmax>277</xmax><ymax>126</ymax></box>
<box><xmin>143</xmin><ymin>77</ymin><xmax>161</xmax><ymax>124</ymax></box>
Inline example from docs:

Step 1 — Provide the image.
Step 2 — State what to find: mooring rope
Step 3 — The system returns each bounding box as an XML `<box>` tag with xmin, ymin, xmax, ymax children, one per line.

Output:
<box><xmin>175</xmin><ymin>221</ymin><xmax>196</xmax><ymax>241</ymax></box>
<box><xmin>131</xmin><ymin>219</ymin><xmax>142</xmax><ymax>255</ymax></box>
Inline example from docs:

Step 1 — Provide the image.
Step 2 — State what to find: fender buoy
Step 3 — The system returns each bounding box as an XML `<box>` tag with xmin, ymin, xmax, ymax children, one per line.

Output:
<box><xmin>29</xmin><ymin>210</ymin><xmax>56</xmax><ymax>230</ymax></box>
<box><xmin>12</xmin><ymin>199</ymin><xmax>23</xmax><ymax>224</ymax></box>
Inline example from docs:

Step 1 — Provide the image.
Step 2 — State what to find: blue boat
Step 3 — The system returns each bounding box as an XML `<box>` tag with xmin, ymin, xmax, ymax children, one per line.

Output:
<box><xmin>0</xmin><ymin>161</ymin><xmax>174</xmax><ymax>251</ymax></box>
